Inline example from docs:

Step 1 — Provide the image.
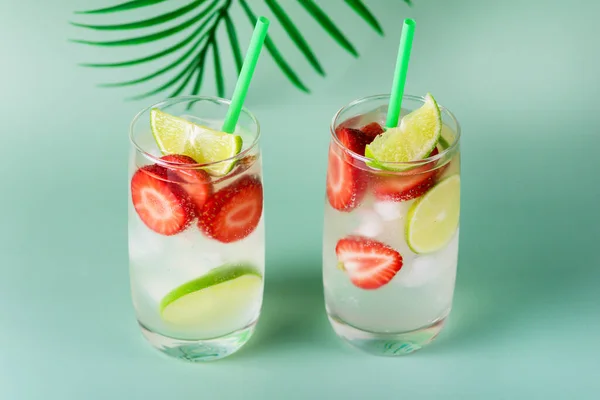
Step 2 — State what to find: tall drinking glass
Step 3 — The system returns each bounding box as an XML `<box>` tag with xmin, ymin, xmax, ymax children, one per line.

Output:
<box><xmin>128</xmin><ymin>96</ymin><xmax>264</xmax><ymax>362</ymax></box>
<box><xmin>323</xmin><ymin>94</ymin><xmax>461</xmax><ymax>355</ymax></box>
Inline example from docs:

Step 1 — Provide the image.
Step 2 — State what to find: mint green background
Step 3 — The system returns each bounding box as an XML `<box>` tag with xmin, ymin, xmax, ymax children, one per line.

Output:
<box><xmin>1</xmin><ymin>0</ymin><xmax>599</xmax><ymax>398</ymax></box>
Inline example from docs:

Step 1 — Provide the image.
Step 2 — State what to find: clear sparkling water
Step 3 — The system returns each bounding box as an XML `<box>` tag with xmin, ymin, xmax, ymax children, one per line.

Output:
<box><xmin>323</xmin><ymin>108</ymin><xmax>460</xmax><ymax>334</ymax></box>
<box><xmin>128</xmin><ymin>118</ymin><xmax>264</xmax><ymax>342</ymax></box>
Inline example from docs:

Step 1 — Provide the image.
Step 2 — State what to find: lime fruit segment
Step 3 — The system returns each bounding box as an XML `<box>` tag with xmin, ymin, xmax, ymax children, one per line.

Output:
<box><xmin>438</xmin><ymin>124</ymin><xmax>456</xmax><ymax>150</ymax></box>
<box><xmin>160</xmin><ymin>264</ymin><xmax>262</xmax><ymax>329</ymax></box>
<box><xmin>405</xmin><ymin>175</ymin><xmax>460</xmax><ymax>254</ymax></box>
<box><xmin>365</xmin><ymin>93</ymin><xmax>441</xmax><ymax>170</ymax></box>
<box><xmin>150</xmin><ymin>108</ymin><xmax>242</xmax><ymax>176</ymax></box>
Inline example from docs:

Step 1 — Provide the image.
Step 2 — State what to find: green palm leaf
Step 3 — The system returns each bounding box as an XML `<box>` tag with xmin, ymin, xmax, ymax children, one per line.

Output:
<box><xmin>79</xmin><ymin>24</ymin><xmax>206</xmax><ymax>68</ymax></box>
<box><xmin>265</xmin><ymin>0</ymin><xmax>324</xmax><ymax>76</ymax></box>
<box><xmin>130</xmin><ymin>3</ymin><xmax>226</xmax><ymax>100</ymax></box>
<box><xmin>186</xmin><ymin>43</ymin><xmax>212</xmax><ymax>99</ymax></box>
<box><xmin>189</xmin><ymin>1</ymin><xmax>230</xmax><ymax>98</ymax></box>
<box><xmin>98</xmin><ymin>12</ymin><xmax>218</xmax><ymax>86</ymax></box>
<box><xmin>190</xmin><ymin>61</ymin><xmax>207</xmax><ymax>96</ymax></box>
<box><xmin>345</xmin><ymin>0</ymin><xmax>383</xmax><ymax>35</ymax></box>
<box><xmin>172</xmin><ymin>63</ymin><xmax>201</xmax><ymax>98</ymax></box>
<box><xmin>75</xmin><ymin>0</ymin><xmax>168</xmax><ymax>14</ymax></box>
<box><xmin>239</xmin><ymin>0</ymin><xmax>309</xmax><ymax>93</ymax></box>
<box><xmin>100</xmin><ymin>35</ymin><xmax>205</xmax><ymax>87</ymax></box>
<box><xmin>129</xmin><ymin>39</ymin><xmax>208</xmax><ymax>100</ymax></box>
<box><xmin>297</xmin><ymin>0</ymin><xmax>358</xmax><ymax>57</ymax></box>
<box><xmin>71</xmin><ymin>0</ymin><xmax>204</xmax><ymax>30</ymax></box>
<box><xmin>170</xmin><ymin>48</ymin><xmax>209</xmax><ymax>99</ymax></box>
<box><xmin>212</xmin><ymin>39</ymin><xmax>225</xmax><ymax>97</ymax></box>
<box><xmin>224</xmin><ymin>11</ymin><xmax>243</xmax><ymax>74</ymax></box>
<box><xmin>71</xmin><ymin>0</ymin><xmax>412</xmax><ymax>99</ymax></box>
<box><xmin>71</xmin><ymin>0</ymin><xmax>218</xmax><ymax>46</ymax></box>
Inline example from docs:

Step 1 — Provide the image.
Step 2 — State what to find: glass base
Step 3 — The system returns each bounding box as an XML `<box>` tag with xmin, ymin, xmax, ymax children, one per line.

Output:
<box><xmin>327</xmin><ymin>314</ymin><xmax>447</xmax><ymax>356</ymax></box>
<box><xmin>139</xmin><ymin>321</ymin><xmax>256</xmax><ymax>362</ymax></box>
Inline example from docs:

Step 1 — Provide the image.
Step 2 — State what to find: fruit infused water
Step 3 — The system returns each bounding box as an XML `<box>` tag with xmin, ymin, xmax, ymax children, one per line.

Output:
<box><xmin>128</xmin><ymin>97</ymin><xmax>264</xmax><ymax>362</ymax></box>
<box><xmin>323</xmin><ymin>94</ymin><xmax>460</xmax><ymax>355</ymax></box>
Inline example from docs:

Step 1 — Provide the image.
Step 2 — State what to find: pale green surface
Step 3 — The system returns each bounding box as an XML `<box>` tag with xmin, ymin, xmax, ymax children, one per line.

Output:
<box><xmin>1</xmin><ymin>0</ymin><xmax>599</xmax><ymax>399</ymax></box>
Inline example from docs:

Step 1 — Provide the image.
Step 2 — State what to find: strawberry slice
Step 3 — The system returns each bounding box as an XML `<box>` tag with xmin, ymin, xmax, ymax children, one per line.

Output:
<box><xmin>160</xmin><ymin>154</ymin><xmax>213</xmax><ymax>213</ymax></box>
<box><xmin>336</xmin><ymin>127</ymin><xmax>373</xmax><ymax>156</ymax></box>
<box><xmin>360</xmin><ymin>122</ymin><xmax>384</xmax><ymax>138</ymax></box>
<box><xmin>372</xmin><ymin>148</ymin><xmax>441</xmax><ymax>202</ymax></box>
<box><xmin>131</xmin><ymin>165</ymin><xmax>195</xmax><ymax>236</ymax></box>
<box><xmin>336</xmin><ymin>236</ymin><xmax>403</xmax><ymax>290</ymax></box>
<box><xmin>199</xmin><ymin>175</ymin><xmax>263</xmax><ymax>243</ymax></box>
<box><xmin>326</xmin><ymin>127</ymin><xmax>371</xmax><ymax>212</ymax></box>
<box><xmin>326</xmin><ymin>144</ymin><xmax>367</xmax><ymax>212</ymax></box>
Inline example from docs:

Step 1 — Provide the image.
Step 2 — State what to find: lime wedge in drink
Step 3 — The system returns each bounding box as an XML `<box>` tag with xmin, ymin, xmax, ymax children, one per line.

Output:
<box><xmin>438</xmin><ymin>124</ymin><xmax>456</xmax><ymax>150</ymax></box>
<box><xmin>160</xmin><ymin>264</ymin><xmax>262</xmax><ymax>329</ymax></box>
<box><xmin>150</xmin><ymin>109</ymin><xmax>242</xmax><ymax>176</ymax></box>
<box><xmin>365</xmin><ymin>93</ymin><xmax>441</xmax><ymax>171</ymax></box>
<box><xmin>405</xmin><ymin>175</ymin><xmax>460</xmax><ymax>254</ymax></box>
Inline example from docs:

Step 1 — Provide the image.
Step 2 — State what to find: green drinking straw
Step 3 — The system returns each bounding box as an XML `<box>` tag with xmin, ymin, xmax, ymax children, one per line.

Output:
<box><xmin>385</xmin><ymin>18</ymin><xmax>416</xmax><ymax>129</ymax></box>
<box><xmin>222</xmin><ymin>16</ymin><xmax>270</xmax><ymax>133</ymax></box>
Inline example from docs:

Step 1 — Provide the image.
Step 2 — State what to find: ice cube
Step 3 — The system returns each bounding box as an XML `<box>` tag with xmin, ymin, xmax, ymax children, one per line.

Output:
<box><xmin>134</xmin><ymin>132</ymin><xmax>161</xmax><ymax>157</ymax></box>
<box><xmin>167</xmin><ymin>251</ymin><xmax>224</xmax><ymax>281</ymax></box>
<box><xmin>396</xmin><ymin>230</ymin><xmax>460</xmax><ymax>288</ymax></box>
<box><xmin>352</xmin><ymin>209</ymin><xmax>383</xmax><ymax>238</ymax></box>
<box><xmin>373</xmin><ymin>201</ymin><xmax>405</xmax><ymax>221</ymax></box>
<box><xmin>128</xmin><ymin>223</ymin><xmax>164</xmax><ymax>263</ymax></box>
<box><xmin>139</xmin><ymin>272</ymin><xmax>174</xmax><ymax>301</ymax></box>
<box><xmin>166</xmin><ymin>228</ymin><xmax>225</xmax><ymax>275</ymax></box>
<box><xmin>372</xmin><ymin>105</ymin><xmax>389</xmax><ymax>126</ymax></box>
<box><xmin>355</xmin><ymin>105</ymin><xmax>388</xmax><ymax>127</ymax></box>
<box><xmin>396</xmin><ymin>254</ymin><xmax>442</xmax><ymax>288</ymax></box>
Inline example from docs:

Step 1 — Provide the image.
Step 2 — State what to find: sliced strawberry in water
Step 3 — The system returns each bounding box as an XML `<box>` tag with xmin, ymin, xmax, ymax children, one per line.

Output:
<box><xmin>160</xmin><ymin>154</ymin><xmax>213</xmax><ymax>213</ymax></box>
<box><xmin>326</xmin><ymin>144</ymin><xmax>367</xmax><ymax>212</ymax></box>
<box><xmin>336</xmin><ymin>236</ymin><xmax>403</xmax><ymax>290</ymax></box>
<box><xmin>360</xmin><ymin>122</ymin><xmax>384</xmax><ymax>138</ymax></box>
<box><xmin>372</xmin><ymin>148</ymin><xmax>441</xmax><ymax>202</ymax></box>
<box><xmin>326</xmin><ymin>127</ymin><xmax>372</xmax><ymax>212</ymax></box>
<box><xmin>336</xmin><ymin>126</ymin><xmax>373</xmax><ymax>156</ymax></box>
<box><xmin>199</xmin><ymin>175</ymin><xmax>263</xmax><ymax>243</ymax></box>
<box><xmin>372</xmin><ymin>168</ymin><xmax>437</xmax><ymax>202</ymax></box>
<box><xmin>131</xmin><ymin>165</ymin><xmax>195</xmax><ymax>236</ymax></box>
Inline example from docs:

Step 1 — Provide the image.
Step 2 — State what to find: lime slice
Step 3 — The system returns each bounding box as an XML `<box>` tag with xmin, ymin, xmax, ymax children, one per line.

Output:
<box><xmin>365</xmin><ymin>93</ymin><xmax>441</xmax><ymax>171</ymax></box>
<box><xmin>439</xmin><ymin>124</ymin><xmax>456</xmax><ymax>149</ymax></box>
<box><xmin>150</xmin><ymin>109</ymin><xmax>242</xmax><ymax>176</ymax></box>
<box><xmin>160</xmin><ymin>264</ymin><xmax>262</xmax><ymax>329</ymax></box>
<box><xmin>405</xmin><ymin>175</ymin><xmax>460</xmax><ymax>254</ymax></box>
<box><xmin>441</xmin><ymin>152</ymin><xmax>460</xmax><ymax>178</ymax></box>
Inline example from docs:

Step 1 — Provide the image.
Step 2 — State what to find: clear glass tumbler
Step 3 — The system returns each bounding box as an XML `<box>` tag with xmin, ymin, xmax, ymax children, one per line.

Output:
<box><xmin>128</xmin><ymin>96</ymin><xmax>264</xmax><ymax>362</ymax></box>
<box><xmin>323</xmin><ymin>94</ymin><xmax>461</xmax><ymax>355</ymax></box>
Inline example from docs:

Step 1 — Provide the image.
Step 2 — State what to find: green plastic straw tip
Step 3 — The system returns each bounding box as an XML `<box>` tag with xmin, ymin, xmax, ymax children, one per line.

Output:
<box><xmin>222</xmin><ymin>16</ymin><xmax>270</xmax><ymax>134</ymax></box>
<box><xmin>385</xmin><ymin>18</ymin><xmax>416</xmax><ymax>129</ymax></box>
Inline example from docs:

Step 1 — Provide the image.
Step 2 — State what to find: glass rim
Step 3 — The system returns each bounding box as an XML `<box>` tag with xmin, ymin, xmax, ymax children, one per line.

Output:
<box><xmin>330</xmin><ymin>93</ymin><xmax>461</xmax><ymax>167</ymax></box>
<box><xmin>129</xmin><ymin>95</ymin><xmax>261</xmax><ymax>170</ymax></box>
